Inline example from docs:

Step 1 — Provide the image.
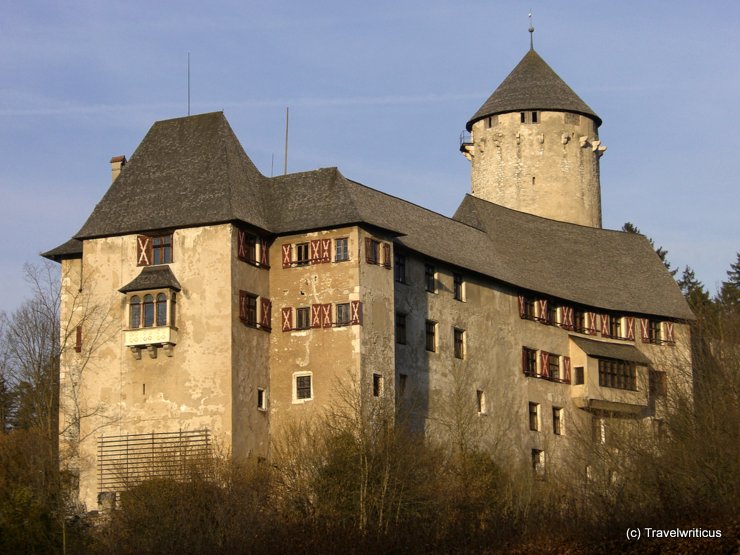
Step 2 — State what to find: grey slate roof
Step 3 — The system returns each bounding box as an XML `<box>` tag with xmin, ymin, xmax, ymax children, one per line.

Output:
<box><xmin>75</xmin><ymin>112</ymin><xmax>269</xmax><ymax>239</ymax></box>
<box><xmin>119</xmin><ymin>266</ymin><xmax>182</xmax><ymax>293</ymax></box>
<box><xmin>41</xmin><ymin>238</ymin><xmax>83</xmax><ymax>261</ymax></box>
<box><xmin>47</xmin><ymin>111</ymin><xmax>692</xmax><ymax>321</ymax></box>
<box><xmin>570</xmin><ymin>336</ymin><xmax>652</xmax><ymax>365</ymax></box>
<box><xmin>467</xmin><ymin>49</ymin><xmax>601</xmax><ymax>131</ymax></box>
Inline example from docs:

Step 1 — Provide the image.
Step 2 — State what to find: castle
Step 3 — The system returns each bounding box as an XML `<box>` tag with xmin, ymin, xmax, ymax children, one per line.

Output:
<box><xmin>44</xmin><ymin>45</ymin><xmax>693</xmax><ymax>511</ymax></box>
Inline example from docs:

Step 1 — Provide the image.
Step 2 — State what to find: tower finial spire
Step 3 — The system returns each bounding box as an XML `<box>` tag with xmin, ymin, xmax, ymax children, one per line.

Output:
<box><xmin>528</xmin><ymin>11</ymin><xmax>535</xmax><ymax>50</ymax></box>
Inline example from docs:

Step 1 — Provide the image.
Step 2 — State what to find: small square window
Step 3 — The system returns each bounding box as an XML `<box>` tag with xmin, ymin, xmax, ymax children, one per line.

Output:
<box><xmin>296</xmin><ymin>243</ymin><xmax>310</xmax><ymax>266</ymax></box>
<box><xmin>424</xmin><ymin>264</ymin><xmax>436</xmax><ymax>293</ymax></box>
<box><xmin>335</xmin><ymin>238</ymin><xmax>349</xmax><ymax>262</ymax></box>
<box><xmin>529</xmin><ymin>402</ymin><xmax>540</xmax><ymax>431</ymax></box>
<box><xmin>425</xmin><ymin>320</ymin><xmax>437</xmax><ymax>352</ymax></box>
<box><xmin>553</xmin><ymin>407</ymin><xmax>563</xmax><ymax>435</ymax></box>
<box><xmin>548</xmin><ymin>355</ymin><xmax>560</xmax><ymax>381</ymax></box>
<box><xmin>454</xmin><ymin>328</ymin><xmax>465</xmax><ymax>359</ymax></box>
<box><xmin>296</xmin><ymin>307</ymin><xmax>310</xmax><ymax>330</ymax></box>
<box><xmin>372</xmin><ymin>374</ymin><xmax>382</xmax><ymax>397</ymax></box>
<box><xmin>531</xmin><ymin>111</ymin><xmax>539</xmax><ymax>124</ymax></box>
<box><xmin>294</xmin><ymin>374</ymin><xmax>312</xmax><ymax>402</ymax></box>
<box><xmin>257</xmin><ymin>388</ymin><xmax>267</xmax><ymax>411</ymax></box>
<box><xmin>336</xmin><ymin>303</ymin><xmax>350</xmax><ymax>326</ymax></box>
<box><xmin>395</xmin><ymin>312</ymin><xmax>407</xmax><ymax>345</ymax></box>
<box><xmin>574</xmin><ymin>366</ymin><xmax>585</xmax><ymax>385</ymax></box>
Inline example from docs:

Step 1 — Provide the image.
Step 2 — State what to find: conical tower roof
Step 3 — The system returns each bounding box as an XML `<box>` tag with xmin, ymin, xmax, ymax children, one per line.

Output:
<box><xmin>466</xmin><ymin>49</ymin><xmax>601</xmax><ymax>131</ymax></box>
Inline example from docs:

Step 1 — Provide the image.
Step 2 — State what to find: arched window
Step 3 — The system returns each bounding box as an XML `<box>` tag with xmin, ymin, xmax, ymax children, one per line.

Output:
<box><xmin>130</xmin><ymin>296</ymin><xmax>141</xmax><ymax>329</ymax></box>
<box><xmin>156</xmin><ymin>293</ymin><xmax>167</xmax><ymax>326</ymax></box>
<box><xmin>143</xmin><ymin>295</ymin><xmax>155</xmax><ymax>327</ymax></box>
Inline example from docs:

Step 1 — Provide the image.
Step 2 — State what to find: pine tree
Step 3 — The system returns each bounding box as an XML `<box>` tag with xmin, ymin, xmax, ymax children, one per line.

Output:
<box><xmin>622</xmin><ymin>222</ymin><xmax>677</xmax><ymax>276</ymax></box>
<box><xmin>717</xmin><ymin>252</ymin><xmax>740</xmax><ymax>309</ymax></box>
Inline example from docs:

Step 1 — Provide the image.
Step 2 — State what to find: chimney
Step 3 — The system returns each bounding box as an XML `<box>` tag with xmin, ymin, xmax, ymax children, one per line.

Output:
<box><xmin>110</xmin><ymin>155</ymin><xmax>127</xmax><ymax>182</ymax></box>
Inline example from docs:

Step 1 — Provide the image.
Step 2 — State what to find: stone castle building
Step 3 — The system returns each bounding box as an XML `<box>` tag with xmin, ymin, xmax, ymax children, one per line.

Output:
<box><xmin>44</xmin><ymin>46</ymin><xmax>693</xmax><ymax>511</ymax></box>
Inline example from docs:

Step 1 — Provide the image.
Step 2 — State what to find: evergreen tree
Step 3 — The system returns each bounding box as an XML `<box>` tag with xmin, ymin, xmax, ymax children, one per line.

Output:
<box><xmin>717</xmin><ymin>252</ymin><xmax>740</xmax><ymax>309</ymax></box>
<box><xmin>622</xmin><ymin>222</ymin><xmax>677</xmax><ymax>276</ymax></box>
<box><xmin>677</xmin><ymin>266</ymin><xmax>712</xmax><ymax>314</ymax></box>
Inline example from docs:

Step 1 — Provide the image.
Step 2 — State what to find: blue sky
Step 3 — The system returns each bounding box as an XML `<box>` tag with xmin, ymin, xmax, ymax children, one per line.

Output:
<box><xmin>1</xmin><ymin>1</ymin><xmax>738</xmax><ymax>315</ymax></box>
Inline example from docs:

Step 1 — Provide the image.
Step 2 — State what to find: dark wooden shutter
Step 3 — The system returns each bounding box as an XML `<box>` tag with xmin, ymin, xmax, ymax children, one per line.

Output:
<box><xmin>540</xmin><ymin>351</ymin><xmax>549</xmax><ymax>378</ymax></box>
<box><xmin>310</xmin><ymin>240</ymin><xmax>321</xmax><ymax>263</ymax></box>
<box><xmin>321</xmin><ymin>304</ymin><xmax>332</xmax><ymax>328</ymax></box>
<box><xmin>350</xmin><ymin>300</ymin><xmax>362</xmax><ymax>325</ymax></box>
<box><xmin>321</xmin><ymin>239</ymin><xmax>331</xmax><ymax>263</ymax></box>
<box><xmin>601</xmin><ymin>314</ymin><xmax>610</xmax><ymax>337</ymax></box>
<box><xmin>75</xmin><ymin>325</ymin><xmax>82</xmax><ymax>353</ymax></box>
<box><xmin>382</xmin><ymin>243</ymin><xmax>391</xmax><ymax>269</ymax></box>
<box><xmin>137</xmin><ymin>235</ymin><xmax>152</xmax><ymax>266</ymax></box>
<box><xmin>238</xmin><ymin>290</ymin><xmax>247</xmax><ymax>321</ymax></box>
<box><xmin>664</xmin><ymin>322</ymin><xmax>674</xmax><ymax>344</ymax></box>
<box><xmin>281</xmin><ymin>307</ymin><xmax>293</xmax><ymax>332</ymax></box>
<box><xmin>640</xmin><ymin>318</ymin><xmax>650</xmax><ymax>343</ymax></box>
<box><xmin>260</xmin><ymin>298</ymin><xmax>272</xmax><ymax>330</ymax></box>
<box><xmin>563</xmin><ymin>356</ymin><xmax>571</xmax><ymax>384</ymax></box>
<box><xmin>517</xmin><ymin>295</ymin><xmax>526</xmax><ymax>318</ymax></box>
<box><xmin>281</xmin><ymin>244</ymin><xmax>292</xmax><ymax>268</ymax></box>
<box><xmin>260</xmin><ymin>238</ymin><xmax>269</xmax><ymax>266</ymax></box>
<box><xmin>625</xmin><ymin>317</ymin><xmax>635</xmax><ymax>340</ymax></box>
<box><xmin>237</xmin><ymin>229</ymin><xmax>247</xmax><ymax>260</ymax></box>
<box><xmin>311</xmin><ymin>304</ymin><xmax>322</xmax><ymax>328</ymax></box>
<box><xmin>365</xmin><ymin>238</ymin><xmax>373</xmax><ymax>263</ymax></box>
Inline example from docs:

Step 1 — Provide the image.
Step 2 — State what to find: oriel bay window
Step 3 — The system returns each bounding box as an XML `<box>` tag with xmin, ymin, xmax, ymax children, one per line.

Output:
<box><xmin>129</xmin><ymin>292</ymin><xmax>177</xmax><ymax>329</ymax></box>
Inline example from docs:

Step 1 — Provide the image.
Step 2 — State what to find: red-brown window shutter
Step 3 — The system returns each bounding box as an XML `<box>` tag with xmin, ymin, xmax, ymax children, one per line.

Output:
<box><xmin>586</xmin><ymin>312</ymin><xmax>597</xmax><ymax>335</ymax></box>
<box><xmin>382</xmin><ymin>243</ymin><xmax>391</xmax><ymax>269</ymax></box>
<box><xmin>321</xmin><ymin>304</ymin><xmax>332</xmax><ymax>328</ymax></box>
<box><xmin>238</xmin><ymin>290</ymin><xmax>247</xmax><ymax>321</ymax></box>
<box><xmin>237</xmin><ymin>229</ymin><xmax>247</xmax><ymax>260</ymax></box>
<box><xmin>75</xmin><ymin>325</ymin><xmax>82</xmax><ymax>353</ymax></box>
<box><xmin>664</xmin><ymin>322</ymin><xmax>674</xmax><ymax>344</ymax></box>
<box><xmin>260</xmin><ymin>298</ymin><xmax>272</xmax><ymax>330</ymax></box>
<box><xmin>538</xmin><ymin>299</ymin><xmax>548</xmax><ymax>322</ymax></box>
<box><xmin>281</xmin><ymin>307</ymin><xmax>293</xmax><ymax>332</ymax></box>
<box><xmin>517</xmin><ymin>295</ymin><xmax>526</xmax><ymax>319</ymax></box>
<box><xmin>521</xmin><ymin>347</ymin><xmax>528</xmax><ymax>375</ymax></box>
<box><xmin>310</xmin><ymin>240</ymin><xmax>321</xmax><ymax>263</ymax></box>
<box><xmin>626</xmin><ymin>317</ymin><xmax>635</xmax><ymax>340</ymax></box>
<box><xmin>562</xmin><ymin>306</ymin><xmax>574</xmax><ymax>330</ymax></box>
<box><xmin>365</xmin><ymin>237</ymin><xmax>373</xmax><ymax>264</ymax></box>
<box><xmin>311</xmin><ymin>304</ymin><xmax>322</xmax><ymax>328</ymax></box>
<box><xmin>640</xmin><ymin>318</ymin><xmax>650</xmax><ymax>342</ymax></box>
<box><xmin>260</xmin><ymin>238</ymin><xmax>269</xmax><ymax>266</ymax></box>
<box><xmin>563</xmin><ymin>356</ymin><xmax>571</xmax><ymax>384</ymax></box>
<box><xmin>137</xmin><ymin>235</ymin><xmax>152</xmax><ymax>266</ymax></box>
<box><xmin>321</xmin><ymin>239</ymin><xmax>331</xmax><ymax>263</ymax></box>
<box><xmin>281</xmin><ymin>244</ymin><xmax>292</xmax><ymax>268</ymax></box>
<box><xmin>601</xmin><ymin>314</ymin><xmax>610</xmax><ymax>337</ymax></box>
<box><xmin>350</xmin><ymin>300</ymin><xmax>362</xmax><ymax>325</ymax></box>
<box><xmin>540</xmin><ymin>351</ymin><xmax>549</xmax><ymax>378</ymax></box>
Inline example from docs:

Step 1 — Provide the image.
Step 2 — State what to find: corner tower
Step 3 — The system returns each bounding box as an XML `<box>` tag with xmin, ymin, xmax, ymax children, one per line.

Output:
<box><xmin>461</xmin><ymin>48</ymin><xmax>606</xmax><ymax>227</ymax></box>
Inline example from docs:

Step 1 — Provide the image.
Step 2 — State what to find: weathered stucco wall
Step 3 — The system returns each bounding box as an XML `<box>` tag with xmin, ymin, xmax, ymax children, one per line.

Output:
<box><xmin>469</xmin><ymin>111</ymin><xmax>603</xmax><ymax>227</ymax></box>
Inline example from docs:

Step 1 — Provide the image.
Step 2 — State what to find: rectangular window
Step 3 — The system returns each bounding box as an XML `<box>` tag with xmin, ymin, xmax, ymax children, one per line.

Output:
<box><xmin>522</xmin><ymin>296</ymin><xmax>536</xmax><ymax>320</ymax></box>
<box><xmin>335</xmin><ymin>237</ymin><xmax>349</xmax><ymax>262</ymax></box>
<box><xmin>548</xmin><ymin>354</ymin><xmax>560</xmax><ymax>381</ymax></box>
<box><xmin>529</xmin><ymin>402</ymin><xmax>540</xmax><ymax>431</ymax></box>
<box><xmin>295</xmin><ymin>307</ymin><xmax>310</xmax><ymax>330</ymax></box>
<box><xmin>531</xmin><ymin>111</ymin><xmax>539</xmax><ymax>124</ymax></box>
<box><xmin>649</xmin><ymin>369</ymin><xmax>668</xmax><ymax>397</ymax></box>
<box><xmin>335</xmin><ymin>303</ymin><xmax>350</xmax><ymax>326</ymax></box>
<box><xmin>425</xmin><ymin>320</ymin><xmax>437</xmax><ymax>352</ymax></box>
<box><xmin>553</xmin><ymin>407</ymin><xmax>563</xmax><ymax>435</ymax></box>
<box><xmin>394</xmin><ymin>252</ymin><xmax>407</xmax><ymax>283</ymax></box>
<box><xmin>531</xmin><ymin>449</ymin><xmax>545</xmax><ymax>476</ymax></box>
<box><xmin>547</xmin><ymin>304</ymin><xmax>559</xmax><ymax>326</ymax></box>
<box><xmin>453</xmin><ymin>273</ymin><xmax>465</xmax><ymax>301</ymax></box>
<box><xmin>295</xmin><ymin>243</ymin><xmax>310</xmax><ymax>266</ymax></box>
<box><xmin>609</xmin><ymin>316</ymin><xmax>622</xmax><ymax>339</ymax></box>
<box><xmin>574</xmin><ymin>366</ymin><xmax>585</xmax><ymax>385</ymax></box>
<box><xmin>152</xmin><ymin>235</ymin><xmax>173</xmax><ymax>265</ymax></box>
<box><xmin>372</xmin><ymin>374</ymin><xmax>382</xmax><ymax>397</ymax></box>
<box><xmin>648</xmin><ymin>319</ymin><xmax>661</xmax><ymax>343</ymax></box>
<box><xmin>573</xmin><ymin>310</ymin><xmax>586</xmax><ymax>333</ymax></box>
<box><xmin>240</xmin><ymin>292</ymin><xmax>258</xmax><ymax>327</ymax></box>
<box><xmin>398</xmin><ymin>373</ymin><xmax>407</xmax><ymax>397</ymax></box>
<box><xmin>237</xmin><ymin>230</ymin><xmax>257</xmax><ymax>264</ymax></box>
<box><xmin>257</xmin><ymin>388</ymin><xmax>267</xmax><ymax>411</ymax></box>
<box><xmin>366</xmin><ymin>238</ymin><xmax>379</xmax><ymax>264</ymax></box>
<box><xmin>454</xmin><ymin>328</ymin><xmax>465</xmax><ymax>359</ymax></box>
<box><xmin>522</xmin><ymin>347</ymin><xmax>537</xmax><ymax>377</ymax></box>
<box><xmin>477</xmin><ymin>390</ymin><xmax>486</xmax><ymax>414</ymax></box>
<box><xmin>395</xmin><ymin>312</ymin><xmax>407</xmax><ymax>345</ymax></box>
<box><xmin>598</xmin><ymin>358</ymin><xmax>637</xmax><ymax>391</ymax></box>
<box><xmin>424</xmin><ymin>264</ymin><xmax>436</xmax><ymax>293</ymax></box>
<box><xmin>294</xmin><ymin>374</ymin><xmax>312</xmax><ymax>402</ymax></box>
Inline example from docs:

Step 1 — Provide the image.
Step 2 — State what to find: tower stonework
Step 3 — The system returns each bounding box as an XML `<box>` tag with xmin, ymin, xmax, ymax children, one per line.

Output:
<box><xmin>462</xmin><ymin>49</ymin><xmax>606</xmax><ymax>228</ymax></box>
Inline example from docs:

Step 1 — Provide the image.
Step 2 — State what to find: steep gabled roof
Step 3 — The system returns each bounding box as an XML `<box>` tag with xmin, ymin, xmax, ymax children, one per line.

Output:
<box><xmin>75</xmin><ymin>112</ymin><xmax>269</xmax><ymax>239</ymax></box>
<box><xmin>467</xmin><ymin>49</ymin><xmax>601</xmax><ymax>130</ymax></box>
<box><xmin>41</xmin><ymin>238</ymin><xmax>83</xmax><ymax>261</ymax></box>
<box><xmin>453</xmin><ymin>195</ymin><xmax>693</xmax><ymax>320</ymax></box>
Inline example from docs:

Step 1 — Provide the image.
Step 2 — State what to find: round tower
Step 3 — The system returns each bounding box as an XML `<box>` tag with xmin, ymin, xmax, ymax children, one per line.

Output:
<box><xmin>461</xmin><ymin>48</ymin><xmax>606</xmax><ymax>228</ymax></box>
